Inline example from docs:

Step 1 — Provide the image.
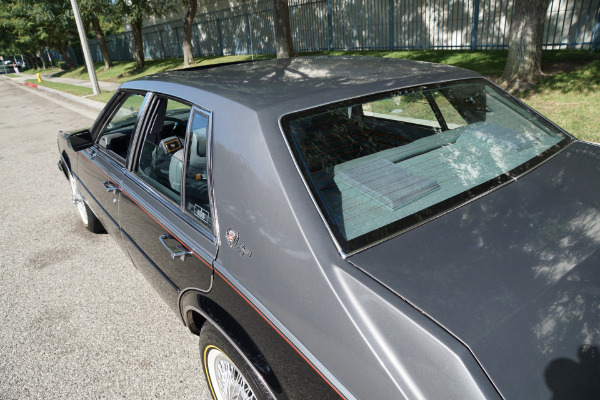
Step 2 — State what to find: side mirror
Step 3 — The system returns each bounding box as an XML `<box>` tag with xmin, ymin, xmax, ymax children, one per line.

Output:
<box><xmin>67</xmin><ymin>129</ymin><xmax>94</xmax><ymax>151</ymax></box>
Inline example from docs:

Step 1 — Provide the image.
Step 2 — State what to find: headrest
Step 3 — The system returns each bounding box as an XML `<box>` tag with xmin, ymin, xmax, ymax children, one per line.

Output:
<box><xmin>191</xmin><ymin>129</ymin><xmax>207</xmax><ymax>157</ymax></box>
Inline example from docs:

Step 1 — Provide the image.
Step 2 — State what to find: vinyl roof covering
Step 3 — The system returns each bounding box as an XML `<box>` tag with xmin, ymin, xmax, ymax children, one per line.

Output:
<box><xmin>128</xmin><ymin>56</ymin><xmax>481</xmax><ymax>114</ymax></box>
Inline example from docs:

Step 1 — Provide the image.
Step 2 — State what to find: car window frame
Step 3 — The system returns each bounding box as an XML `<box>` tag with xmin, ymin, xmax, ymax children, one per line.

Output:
<box><xmin>180</xmin><ymin>107</ymin><xmax>215</xmax><ymax>230</ymax></box>
<box><xmin>92</xmin><ymin>89</ymin><xmax>152</xmax><ymax>166</ymax></box>
<box><xmin>131</xmin><ymin>95</ymin><xmax>192</xmax><ymax>205</ymax></box>
<box><xmin>126</xmin><ymin>92</ymin><xmax>217</xmax><ymax>240</ymax></box>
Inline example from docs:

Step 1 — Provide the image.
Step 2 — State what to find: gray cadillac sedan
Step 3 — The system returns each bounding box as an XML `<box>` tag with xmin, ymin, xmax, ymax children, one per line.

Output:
<box><xmin>57</xmin><ymin>56</ymin><xmax>600</xmax><ymax>400</ymax></box>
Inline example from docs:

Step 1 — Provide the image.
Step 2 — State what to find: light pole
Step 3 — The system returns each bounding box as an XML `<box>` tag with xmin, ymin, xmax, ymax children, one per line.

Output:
<box><xmin>70</xmin><ymin>0</ymin><xmax>101</xmax><ymax>95</ymax></box>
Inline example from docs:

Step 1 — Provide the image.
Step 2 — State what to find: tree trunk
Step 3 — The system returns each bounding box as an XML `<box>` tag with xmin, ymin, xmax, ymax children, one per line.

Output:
<box><xmin>131</xmin><ymin>18</ymin><xmax>145</xmax><ymax>70</ymax></box>
<box><xmin>38</xmin><ymin>49</ymin><xmax>46</xmax><ymax>69</ymax></box>
<box><xmin>54</xmin><ymin>43</ymin><xmax>76</xmax><ymax>69</ymax></box>
<box><xmin>91</xmin><ymin>17</ymin><xmax>113</xmax><ymax>70</ymax></box>
<box><xmin>499</xmin><ymin>0</ymin><xmax>551</xmax><ymax>92</ymax></box>
<box><xmin>26</xmin><ymin>53</ymin><xmax>37</xmax><ymax>70</ymax></box>
<box><xmin>273</xmin><ymin>0</ymin><xmax>294</xmax><ymax>58</ymax></box>
<box><xmin>183</xmin><ymin>0</ymin><xmax>198</xmax><ymax>67</ymax></box>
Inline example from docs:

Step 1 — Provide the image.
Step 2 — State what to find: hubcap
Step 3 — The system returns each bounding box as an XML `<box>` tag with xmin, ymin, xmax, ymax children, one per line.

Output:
<box><xmin>206</xmin><ymin>347</ymin><xmax>257</xmax><ymax>400</ymax></box>
<box><xmin>69</xmin><ymin>174</ymin><xmax>88</xmax><ymax>225</ymax></box>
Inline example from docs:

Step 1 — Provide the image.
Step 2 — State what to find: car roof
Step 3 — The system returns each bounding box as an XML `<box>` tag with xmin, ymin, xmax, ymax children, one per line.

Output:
<box><xmin>124</xmin><ymin>56</ymin><xmax>481</xmax><ymax>115</ymax></box>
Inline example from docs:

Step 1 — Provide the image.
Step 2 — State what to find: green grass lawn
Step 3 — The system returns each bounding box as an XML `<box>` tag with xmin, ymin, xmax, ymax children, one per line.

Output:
<box><xmin>25</xmin><ymin>79</ymin><xmax>112</xmax><ymax>97</ymax></box>
<box><xmin>522</xmin><ymin>59</ymin><xmax>600</xmax><ymax>143</ymax></box>
<box><xmin>88</xmin><ymin>90</ymin><xmax>116</xmax><ymax>103</ymax></box>
<box><xmin>42</xmin><ymin>50</ymin><xmax>599</xmax><ymax>142</ymax></box>
<box><xmin>53</xmin><ymin>58</ymin><xmax>186</xmax><ymax>83</ymax></box>
<box><xmin>28</xmin><ymin>67</ymin><xmax>63</xmax><ymax>76</ymax></box>
<box><xmin>53</xmin><ymin>54</ymin><xmax>276</xmax><ymax>83</ymax></box>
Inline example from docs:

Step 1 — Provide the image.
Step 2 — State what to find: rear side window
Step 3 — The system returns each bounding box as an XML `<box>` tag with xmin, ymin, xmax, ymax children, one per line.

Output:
<box><xmin>282</xmin><ymin>79</ymin><xmax>569</xmax><ymax>253</ymax></box>
<box><xmin>135</xmin><ymin>97</ymin><xmax>213</xmax><ymax>230</ymax></box>
<box><xmin>137</xmin><ymin>97</ymin><xmax>191</xmax><ymax>203</ymax></box>
<box><xmin>183</xmin><ymin>111</ymin><xmax>211</xmax><ymax>227</ymax></box>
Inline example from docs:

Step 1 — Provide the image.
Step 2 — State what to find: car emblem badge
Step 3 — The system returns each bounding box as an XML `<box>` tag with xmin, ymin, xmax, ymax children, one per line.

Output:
<box><xmin>225</xmin><ymin>228</ymin><xmax>252</xmax><ymax>257</ymax></box>
<box><xmin>226</xmin><ymin>228</ymin><xmax>239</xmax><ymax>248</ymax></box>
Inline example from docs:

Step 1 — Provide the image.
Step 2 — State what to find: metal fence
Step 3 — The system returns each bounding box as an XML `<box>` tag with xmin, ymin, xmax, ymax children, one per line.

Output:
<box><xmin>84</xmin><ymin>0</ymin><xmax>600</xmax><ymax>64</ymax></box>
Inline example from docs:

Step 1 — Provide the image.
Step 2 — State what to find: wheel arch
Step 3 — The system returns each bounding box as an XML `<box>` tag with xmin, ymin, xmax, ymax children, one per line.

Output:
<box><xmin>59</xmin><ymin>150</ymin><xmax>71</xmax><ymax>179</ymax></box>
<box><xmin>180</xmin><ymin>289</ymin><xmax>285</xmax><ymax>399</ymax></box>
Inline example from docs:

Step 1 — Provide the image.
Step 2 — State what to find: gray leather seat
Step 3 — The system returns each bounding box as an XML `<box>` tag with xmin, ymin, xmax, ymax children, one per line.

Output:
<box><xmin>169</xmin><ymin>149</ymin><xmax>184</xmax><ymax>193</ymax></box>
<box><xmin>168</xmin><ymin>128</ymin><xmax>207</xmax><ymax>197</ymax></box>
<box><xmin>188</xmin><ymin>128</ymin><xmax>207</xmax><ymax>177</ymax></box>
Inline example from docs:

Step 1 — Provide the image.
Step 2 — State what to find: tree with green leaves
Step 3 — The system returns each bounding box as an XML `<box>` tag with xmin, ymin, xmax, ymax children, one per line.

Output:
<box><xmin>0</xmin><ymin>1</ymin><xmax>38</xmax><ymax>65</ymax></box>
<box><xmin>114</xmin><ymin>0</ymin><xmax>175</xmax><ymax>70</ymax></box>
<box><xmin>0</xmin><ymin>0</ymin><xmax>77</xmax><ymax>69</ymax></box>
<box><xmin>31</xmin><ymin>0</ymin><xmax>77</xmax><ymax>69</ymax></box>
<box><xmin>79</xmin><ymin>0</ymin><xmax>114</xmax><ymax>70</ymax></box>
<box><xmin>0</xmin><ymin>17</ymin><xmax>19</xmax><ymax>56</ymax></box>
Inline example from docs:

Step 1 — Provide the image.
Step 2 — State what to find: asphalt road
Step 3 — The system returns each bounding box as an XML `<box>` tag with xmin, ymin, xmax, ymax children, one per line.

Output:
<box><xmin>0</xmin><ymin>78</ymin><xmax>211</xmax><ymax>399</ymax></box>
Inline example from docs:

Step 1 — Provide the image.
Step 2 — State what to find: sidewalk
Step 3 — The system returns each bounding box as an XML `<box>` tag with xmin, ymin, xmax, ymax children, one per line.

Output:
<box><xmin>9</xmin><ymin>72</ymin><xmax>121</xmax><ymax>91</ymax></box>
<box><xmin>41</xmin><ymin>74</ymin><xmax>121</xmax><ymax>91</ymax></box>
<box><xmin>2</xmin><ymin>72</ymin><xmax>119</xmax><ymax>113</ymax></box>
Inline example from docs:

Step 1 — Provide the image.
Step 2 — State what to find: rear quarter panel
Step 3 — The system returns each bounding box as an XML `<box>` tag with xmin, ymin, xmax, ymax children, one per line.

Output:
<box><xmin>203</xmin><ymin>100</ymin><xmax>500</xmax><ymax>399</ymax></box>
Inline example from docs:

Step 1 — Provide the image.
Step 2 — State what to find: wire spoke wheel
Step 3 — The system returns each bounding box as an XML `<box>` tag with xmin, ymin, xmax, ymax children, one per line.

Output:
<box><xmin>206</xmin><ymin>346</ymin><xmax>257</xmax><ymax>400</ymax></box>
<box><xmin>69</xmin><ymin>173</ymin><xmax>89</xmax><ymax>225</ymax></box>
<box><xmin>68</xmin><ymin>170</ymin><xmax>104</xmax><ymax>233</ymax></box>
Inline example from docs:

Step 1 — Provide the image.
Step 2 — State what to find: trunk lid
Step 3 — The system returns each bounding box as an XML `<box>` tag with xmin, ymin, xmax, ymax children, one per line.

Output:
<box><xmin>348</xmin><ymin>142</ymin><xmax>600</xmax><ymax>399</ymax></box>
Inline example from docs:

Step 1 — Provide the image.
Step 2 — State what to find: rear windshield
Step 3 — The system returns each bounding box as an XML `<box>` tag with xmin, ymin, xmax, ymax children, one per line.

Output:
<box><xmin>281</xmin><ymin>79</ymin><xmax>570</xmax><ymax>253</ymax></box>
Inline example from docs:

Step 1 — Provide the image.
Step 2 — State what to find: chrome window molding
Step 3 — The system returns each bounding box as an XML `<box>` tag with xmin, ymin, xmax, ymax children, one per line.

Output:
<box><xmin>124</xmin><ymin>93</ymin><xmax>218</xmax><ymax>240</ymax></box>
<box><xmin>180</xmin><ymin>107</ymin><xmax>217</xmax><ymax>235</ymax></box>
<box><xmin>127</xmin><ymin>92</ymin><xmax>158</xmax><ymax>172</ymax></box>
<box><xmin>89</xmin><ymin>89</ymin><xmax>127</xmax><ymax>140</ymax></box>
<box><xmin>191</xmin><ymin>107</ymin><xmax>220</xmax><ymax>247</ymax></box>
<box><xmin>92</xmin><ymin>90</ymin><xmax>153</xmax><ymax>167</ymax></box>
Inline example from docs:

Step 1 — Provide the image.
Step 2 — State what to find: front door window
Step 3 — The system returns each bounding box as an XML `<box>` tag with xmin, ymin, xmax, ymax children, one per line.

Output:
<box><xmin>97</xmin><ymin>93</ymin><xmax>146</xmax><ymax>162</ymax></box>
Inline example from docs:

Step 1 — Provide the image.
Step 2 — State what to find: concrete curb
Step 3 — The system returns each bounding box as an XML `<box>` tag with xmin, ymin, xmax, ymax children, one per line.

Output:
<box><xmin>1</xmin><ymin>75</ymin><xmax>103</xmax><ymax>120</ymax></box>
<box><xmin>1</xmin><ymin>75</ymin><xmax>107</xmax><ymax>112</ymax></box>
<box><xmin>33</xmin><ymin>84</ymin><xmax>106</xmax><ymax>112</ymax></box>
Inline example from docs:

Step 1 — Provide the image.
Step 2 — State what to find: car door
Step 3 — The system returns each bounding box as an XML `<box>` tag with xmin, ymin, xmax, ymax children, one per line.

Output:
<box><xmin>78</xmin><ymin>90</ymin><xmax>150</xmax><ymax>240</ymax></box>
<box><xmin>118</xmin><ymin>95</ymin><xmax>216</xmax><ymax>311</ymax></box>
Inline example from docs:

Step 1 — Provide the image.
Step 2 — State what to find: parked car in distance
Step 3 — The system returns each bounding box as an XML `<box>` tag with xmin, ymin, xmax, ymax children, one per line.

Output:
<box><xmin>57</xmin><ymin>57</ymin><xmax>600</xmax><ymax>400</ymax></box>
<box><xmin>0</xmin><ymin>61</ymin><xmax>14</xmax><ymax>74</ymax></box>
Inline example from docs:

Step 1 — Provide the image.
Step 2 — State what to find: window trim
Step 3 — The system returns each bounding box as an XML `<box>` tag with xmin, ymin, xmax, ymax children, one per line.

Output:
<box><xmin>93</xmin><ymin>90</ymin><xmax>152</xmax><ymax>166</ymax></box>
<box><xmin>180</xmin><ymin>107</ymin><xmax>215</xmax><ymax>231</ymax></box>
<box><xmin>132</xmin><ymin>95</ymin><xmax>189</xmax><ymax>207</ymax></box>
<box><xmin>127</xmin><ymin>93</ymin><xmax>217</xmax><ymax>237</ymax></box>
<box><xmin>127</xmin><ymin>92</ymin><xmax>159</xmax><ymax>172</ymax></box>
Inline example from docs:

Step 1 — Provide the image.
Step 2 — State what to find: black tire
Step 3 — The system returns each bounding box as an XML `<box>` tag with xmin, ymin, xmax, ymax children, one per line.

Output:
<box><xmin>69</xmin><ymin>172</ymin><xmax>105</xmax><ymax>233</ymax></box>
<box><xmin>199</xmin><ymin>322</ymin><xmax>273</xmax><ymax>400</ymax></box>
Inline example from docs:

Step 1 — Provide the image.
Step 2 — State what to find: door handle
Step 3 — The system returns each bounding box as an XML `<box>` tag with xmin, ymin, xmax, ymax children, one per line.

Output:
<box><xmin>159</xmin><ymin>234</ymin><xmax>193</xmax><ymax>261</ymax></box>
<box><xmin>103</xmin><ymin>180</ymin><xmax>121</xmax><ymax>193</ymax></box>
